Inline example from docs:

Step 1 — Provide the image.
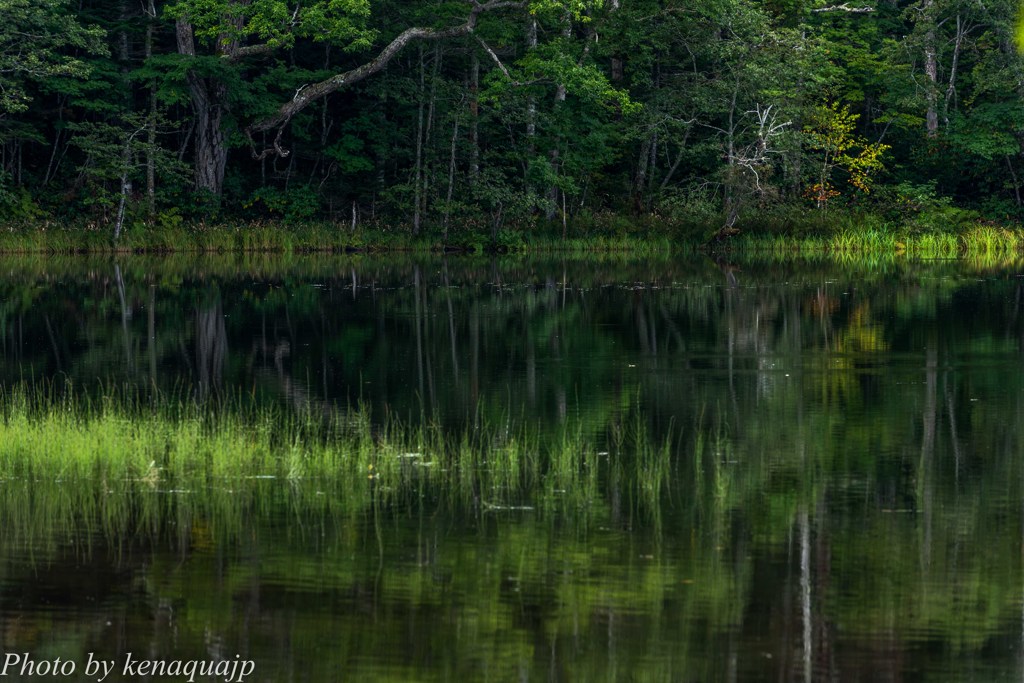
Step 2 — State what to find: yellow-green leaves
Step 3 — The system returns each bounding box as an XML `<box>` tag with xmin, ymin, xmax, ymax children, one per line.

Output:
<box><xmin>528</xmin><ymin>0</ymin><xmax>603</xmax><ymax>21</ymax></box>
<box><xmin>804</xmin><ymin>102</ymin><xmax>890</xmax><ymax>206</ymax></box>
<box><xmin>1017</xmin><ymin>6</ymin><xmax>1024</xmax><ymax>52</ymax></box>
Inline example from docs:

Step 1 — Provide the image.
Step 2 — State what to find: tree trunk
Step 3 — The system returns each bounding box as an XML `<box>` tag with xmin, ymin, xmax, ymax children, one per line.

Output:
<box><xmin>944</xmin><ymin>14</ymin><xmax>966</xmax><ymax>129</ymax></box>
<box><xmin>191</xmin><ymin>78</ymin><xmax>229</xmax><ymax>198</ymax></box>
<box><xmin>114</xmin><ymin>139</ymin><xmax>132</xmax><ymax>241</ymax></box>
<box><xmin>526</xmin><ymin>16</ymin><xmax>537</xmax><ymax>142</ymax></box>
<box><xmin>176</xmin><ymin>19</ymin><xmax>229</xmax><ymax>200</ymax></box>
<box><xmin>117</xmin><ymin>0</ymin><xmax>130</xmax><ymax>65</ymax></box>
<box><xmin>723</xmin><ymin>83</ymin><xmax>740</xmax><ymax>226</ymax></box>
<box><xmin>413</xmin><ymin>45</ymin><xmax>426</xmax><ymax>234</ymax></box>
<box><xmin>421</xmin><ymin>44</ymin><xmax>443</xmax><ymax>229</ymax></box>
<box><xmin>469</xmin><ymin>52</ymin><xmax>480</xmax><ymax>185</ymax></box>
<box><xmin>1008</xmin><ymin>155</ymin><xmax>1022</xmax><ymax>208</ymax></box>
<box><xmin>546</xmin><ymin>12</ymin><xmax>572</xmax><ymax>222</ymax></box>
<box><xmin>444</xmin><ymin>114</ymin><xmax>460</xmax><ymax>238</ymax></box>
<box><xmin>145</xmin><ymin>0</ymin><xmax>157</xmax><ymax>216</ymax></box>
<box><xmin>923</xmin><ymin>0</ymin><xmax>938</xmax><ymax>137</ymax></box>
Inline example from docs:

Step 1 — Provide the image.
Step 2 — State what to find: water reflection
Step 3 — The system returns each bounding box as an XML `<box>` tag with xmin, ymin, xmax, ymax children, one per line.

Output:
<box><xmin>0</xmin><ymin>253</ymin><xmax>1023</xmax><ymax>681</ymax></box>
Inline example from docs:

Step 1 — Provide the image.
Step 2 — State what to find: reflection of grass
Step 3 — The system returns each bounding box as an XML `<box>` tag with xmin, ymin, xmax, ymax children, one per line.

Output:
<box><xmin>3</xmin><ymin>382</ymin><xmax>1023</xmax><ymax>671</ymax></box>
<box><xmin>0</xmin><ymin>383</ymin><xmax>679</xmax><ymax>540</ymax></box>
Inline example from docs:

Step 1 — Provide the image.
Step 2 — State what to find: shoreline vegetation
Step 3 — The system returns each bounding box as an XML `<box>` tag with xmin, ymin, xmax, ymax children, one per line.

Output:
<box><xmin>8</xmin><ymin>0</ymin><xmax>1024</xmax><ymax>269</ymax></box>
<box><xmin>3</xmin><ymin>212</ymin><xmax>1024</xmax><ymax>258</ymax></box>
<box><xmin>0</xmin><ymin>382</ymin><xmax>685</xmax><ymax>532</ymax></box>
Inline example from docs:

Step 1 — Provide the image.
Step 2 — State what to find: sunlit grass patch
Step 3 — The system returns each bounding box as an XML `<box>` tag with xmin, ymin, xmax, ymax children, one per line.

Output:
<box><xmin>0</xmin><ymin>382</ymin><xmax>686</xmax><ymax>531</ymax></box>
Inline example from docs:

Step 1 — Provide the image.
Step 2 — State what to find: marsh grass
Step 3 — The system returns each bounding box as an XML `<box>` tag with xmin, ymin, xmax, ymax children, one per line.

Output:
<box><xmin>0</xmin><ymin>383</ymin><xmax>693</xmax><ymax>549</ymax></box>
<box><xmin>0</xmin><ymin>221</ymin><xmax>419</xmax><ymax>255</ymax></box>
<box><xmin>7</xmin><ymin>209</ymin><xmax>1024</xmax><ymax>256</ymax></box>
<box><xmin>0</xmin><ymin>219</ymin><xmax>680</xmax><ymax>256</ymax></box>
<box><xmin>730</xmin><ymin>222</ymin><xmax>1024</xmax><ymax>259</ymax></box>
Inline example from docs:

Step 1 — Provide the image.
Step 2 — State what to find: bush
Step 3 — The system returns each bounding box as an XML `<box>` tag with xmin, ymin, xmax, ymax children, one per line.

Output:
<box><xmin>245</xmin><ymin>186</ymin><xmax>321</xmax><ymax>222</ymax></box>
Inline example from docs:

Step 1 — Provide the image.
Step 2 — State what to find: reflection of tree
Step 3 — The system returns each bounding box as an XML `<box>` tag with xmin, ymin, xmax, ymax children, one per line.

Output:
<box><xmin>921</xmin><ymin>339</ymin><xmax>937</xmax><ymax>571</ymax></box>
<box><xmin>195</xmin><ymin>290</ymin><xmax>227</xmax><ymax>401</ymax></box>
<box><xmin>5</xmin><ymin>257</ymin><xmax>1024</xmax><ymax>678</ymax></box>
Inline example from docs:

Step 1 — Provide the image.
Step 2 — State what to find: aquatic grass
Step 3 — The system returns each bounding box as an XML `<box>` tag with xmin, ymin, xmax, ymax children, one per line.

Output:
<box><xmin>0</xmin><ymin>218</ymin><xmax>685</xmax><ymax>255</ymax></box>
<box><xmin>8</xmin><ymin>211</ymin><xmax>1024</xmax><ymax>257</ymax></box>
<box><xmin>0</xmin><ymin>382</ymin><xmax>695</xmax><ymax>553</ymax></box>
<box><xmin>518</xmin><ymin>233</ymin><xmax>676</xmax><ymax>256</ymax></box>
<box><xmin>958</xmin><ymin>224</ymin><xmax>1024</xmax><ymax>255</ymax></box>
<box><xmin>725</xmin><ymin>221</ymin><xmax>1024</xmax><ymax>259</ymax></box>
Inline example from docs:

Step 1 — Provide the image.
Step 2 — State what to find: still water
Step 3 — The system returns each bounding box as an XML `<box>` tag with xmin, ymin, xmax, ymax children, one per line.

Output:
<box><xmin>1</xmin><ymin>253</ymin><xmax>1024</xmax><ymax>681</ymax></box>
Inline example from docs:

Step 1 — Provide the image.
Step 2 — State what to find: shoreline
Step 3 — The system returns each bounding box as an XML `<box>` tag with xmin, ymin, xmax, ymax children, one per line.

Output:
<box><xmin>1</xmin><ymin>217</ymin><xmax>1024</xmax><ymax>257</ymax></box>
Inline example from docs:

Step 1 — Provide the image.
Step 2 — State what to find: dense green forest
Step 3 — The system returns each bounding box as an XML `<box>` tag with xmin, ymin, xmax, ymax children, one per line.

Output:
<box><xmin>2</xmin><ymin>0</ymin><xmax>1023</xmax><ymax>238</ymax></box>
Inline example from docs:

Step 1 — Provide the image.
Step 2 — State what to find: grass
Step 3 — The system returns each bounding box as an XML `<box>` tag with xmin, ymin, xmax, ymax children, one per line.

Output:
<box><xmin>6</xmin><ymin>209</ymin><xmax>1024</xmax><ymax>257</ymax></box>
<box><xmin>0</xmin><ymin>218</ymin><xmax>680</xmax><ymax>256</ymax></box>
<box><xmin>0</xmin><ymin>382</ymin><xmax>688</xmax><ymax>547</ymax></box>
<box><xmin>0</xmin><ymin>220</ymin><xmax>410</xmax><ymax>255</ymax></box>
<box><xmin>724</xmin><ymin>221</ymin><xmax>1024</xmax><ymax>259</ymax></box>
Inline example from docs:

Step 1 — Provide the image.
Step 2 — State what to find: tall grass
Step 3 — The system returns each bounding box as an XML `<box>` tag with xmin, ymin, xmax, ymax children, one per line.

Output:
<box><xmin>0</xmin><ymin>219</ymin><xmax>681</xmax><ymax>255</ymax></box>
<box><xmin>8</xmin><ymin>213</ymin><xmax>1024</xmax><ymax>257</ymax></box>
<box><xmin>729</xmin><ymin>222</ymin><xmax>1024</xmax><ymax>259</ymax></box>
<box><xmin>0</xmin><ymin>383</ymin><xmax>694</xmax><ymax>549</ymax></box>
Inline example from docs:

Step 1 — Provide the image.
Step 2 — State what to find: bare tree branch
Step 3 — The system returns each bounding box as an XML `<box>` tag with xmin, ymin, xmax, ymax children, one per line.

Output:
<box><xmin>732</xmin><ymin>105</ymin><xmax>790</xmax><ymax>192</ymax></box>
<box><xmin>812</xmin><ymin>3</ymin><xmax>874</xmax><ymax>12</ymax></box>
<box><xmin>475</xmin><ymin>35</ymin><xmax>519</xmax><ymax>84</ymax></box>
<box><xmin>245</xmin><ymin>0</ymin><xmax>525</xmax><ymax>158</ymax></box>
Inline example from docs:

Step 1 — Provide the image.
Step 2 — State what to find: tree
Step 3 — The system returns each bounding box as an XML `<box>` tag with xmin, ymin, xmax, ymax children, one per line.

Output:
<box><xmin>0</xmin><ymin>0</ymin><xmax>106</xmax><ymax>115</ymax></box>
<box><xmin>0</xmin><ymin>0</ymin><xmax>105</xmax><ymax>210</ymax></box>
<box><xmin>803</xmin><ymin>101</ymin><xmax>888</xmax><ymax>209</ymax></box>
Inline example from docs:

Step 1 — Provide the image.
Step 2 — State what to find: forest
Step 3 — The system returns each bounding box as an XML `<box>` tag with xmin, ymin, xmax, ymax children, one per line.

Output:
<box><xmin>2</xmin><ymin>0</ymin><xmax>1023</xmax><ymax>240</ymax></box>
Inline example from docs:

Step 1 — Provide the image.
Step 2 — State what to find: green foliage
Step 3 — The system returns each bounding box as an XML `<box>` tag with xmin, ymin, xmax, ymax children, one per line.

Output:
<box><xmin>947</xmin><ymin>104</ymin><xmax>1023</xmax><ymax>159</ymax></box>
<box><xmin>657</xmin><ymin>186</ymin><xmax>722</xmax><ymax>226</ymax></box>
<box><xmin>324</xmin><ymin>135</ymin><xmax>374</xmax><ymax>174</ymax></box>
<box><xmin>245</xmin><ymin>185</ymin><xmax>322</xmax><ymax>221</ymax></box>
<box><xmin>3</xmin><ymin>0</ymin><xmax>1024</xmax><ymax>238</ymax></box>
<box><xmin>0</xmin><ymin>172</ymin><xmax>45</xmax><ymax>223</ymax></box>
<box><xmin>155</xmin><ymin>207</ymin><xmax>186</xmax><ymax>231</ymax></box>
<box><xmin>0</xmin><ymin>0</ymin><xmax>106</xmax><ymax>113</ymax></box>
<box><xmin>67</xmin><ymin>115</ymin><xmax>190</xmax><ymax>217</ymax></box>
<box><xmin>166</xmin><ymin>0</ymin><xmax>374</xmax><ymax>52</ymax></box>
<box><xmin>529</xmin><ymin>0</ymin><xmax>605</xmax><ymax>21</ymax></box>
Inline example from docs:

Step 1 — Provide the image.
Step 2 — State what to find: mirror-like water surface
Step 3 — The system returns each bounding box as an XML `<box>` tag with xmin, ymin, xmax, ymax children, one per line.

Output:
<box><xmin>2</xmin><ymin>254</ymin><xmax>1024</xmax><ymax>681</ymax></box>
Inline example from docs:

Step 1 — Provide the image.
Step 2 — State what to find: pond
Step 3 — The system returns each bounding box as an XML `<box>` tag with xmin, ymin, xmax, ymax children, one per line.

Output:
<box><xmin>0</xmin><ymin>252</ymin><xmax>1023</xmax><ymax>681</ymax></box>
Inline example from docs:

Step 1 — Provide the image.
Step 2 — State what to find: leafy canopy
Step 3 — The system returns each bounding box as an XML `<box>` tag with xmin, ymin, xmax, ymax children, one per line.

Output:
<box><xmin>166</xmin><ymin>0</ymin><xmax>375</xmax><ymax>52</ymax></box>
<box><xmin>0</xmin><ymin>0</ymin><xmax>106</xmax><ymax>113</ymax></box>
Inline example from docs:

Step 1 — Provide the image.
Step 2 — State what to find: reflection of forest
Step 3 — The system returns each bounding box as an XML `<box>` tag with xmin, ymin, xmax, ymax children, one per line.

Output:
<box><xmin>0</xmin><ymin>255</ymin><xmax>1023</xmax><ymax>680</ymax></box>
<box><xmin>4</xmin><ymin>256</ymin><xmax>1019</xmax><ymax>428</ymax></box>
